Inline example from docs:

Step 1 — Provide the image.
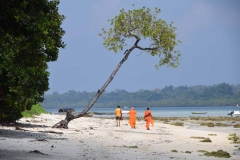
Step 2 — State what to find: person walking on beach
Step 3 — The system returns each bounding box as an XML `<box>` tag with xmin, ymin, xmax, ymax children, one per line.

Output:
<box><xmin>144</xmin><ymin>108</ymin><xmax>152</xmax><ymax>130</ymax></box>
<box><xmin>128</xmin><ymin>107</ymin><xmax>137</xmax><ymax>128</ymax></box>
<box><xmin>115</xmin><ymin>106</ymin><xmax>122</xmax><ymax>127</ymax></box>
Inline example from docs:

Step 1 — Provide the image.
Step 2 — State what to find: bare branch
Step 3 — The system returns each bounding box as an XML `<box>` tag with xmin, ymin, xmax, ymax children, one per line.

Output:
<box><xmin>134</xmin><ymin>39</ymin><xmax>140</xmax><ymax>46</ymax></box>
<box><xmin>135</xmin><ymin>45</ymin><xmax>158</xmax><ymax>51</ymax></box>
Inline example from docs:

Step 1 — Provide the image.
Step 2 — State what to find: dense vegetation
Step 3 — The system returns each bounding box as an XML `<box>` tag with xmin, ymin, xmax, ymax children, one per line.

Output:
<box><xmin>42</xmin><ymin>83</ymin><xmax>240</xmax><ymax>109</ymax></box>
<box><xmin>22</xmin><ymin>104</ymin><xmax>48</xmax><ymax>118</ymax></box>
<box><xmin>0</xmin><ymin>0</ymin><xmax>65</xmax><ymax>122</ymax></box>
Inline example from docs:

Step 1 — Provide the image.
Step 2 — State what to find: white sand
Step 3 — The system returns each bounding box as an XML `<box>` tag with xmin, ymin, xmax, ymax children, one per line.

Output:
<box><xmin>0</xmin><ymin>114</ymin><xmax>240</xmax><ymax>160</ymax></box>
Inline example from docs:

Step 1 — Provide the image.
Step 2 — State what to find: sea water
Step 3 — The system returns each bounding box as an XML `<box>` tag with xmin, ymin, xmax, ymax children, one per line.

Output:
<box><xmin>45</xmin><ymin>106</ymin><xmax>239</xmax><ymax>118</ymax></box>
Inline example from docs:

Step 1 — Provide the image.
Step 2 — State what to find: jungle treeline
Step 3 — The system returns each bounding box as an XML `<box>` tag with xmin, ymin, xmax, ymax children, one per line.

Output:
<box><xmin>41</xmin><ymin>83</ymin><xmax>240</xmax><ymax>109</ymax></box>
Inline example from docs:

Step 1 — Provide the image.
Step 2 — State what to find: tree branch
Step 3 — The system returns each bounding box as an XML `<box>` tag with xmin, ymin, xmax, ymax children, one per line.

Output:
<box><xmin>134</xmin><ymin>39</ymin><xmax>140</xmax><ymax>46</ymax></box>
<box><xmin>128</xmin><ymin>31</ymin><xmax>139</xmax><ymax>40</ymax></box>
<box><xmin>135</xmin><ymin>45</ymin><xmax>158</xmax><ymax>51</ymax></box>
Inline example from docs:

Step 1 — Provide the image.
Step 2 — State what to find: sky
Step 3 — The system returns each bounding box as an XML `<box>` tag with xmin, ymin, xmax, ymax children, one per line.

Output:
<box><xmin>46</xmin><ymin>0</ymin><xmax>240</xmax><ymax>94</ymax></box>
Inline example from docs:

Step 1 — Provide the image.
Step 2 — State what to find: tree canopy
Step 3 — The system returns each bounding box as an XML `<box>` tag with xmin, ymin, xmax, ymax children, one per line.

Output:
<box><xmin>99</xmin><ymin>6</ymin><xmax>181</xmax><ymax>68</ymax></box>
<box><xmin>0</xmin><ymin>0</ymin><xmax>65</xmax><ymax>121</ymax></box>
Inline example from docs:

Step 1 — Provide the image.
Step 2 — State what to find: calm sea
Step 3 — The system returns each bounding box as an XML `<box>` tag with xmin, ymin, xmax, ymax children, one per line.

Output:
<box><xmin>45</xmin><ymin>106</ymin><xmax>240</xmax><ymax>118</ymax></box>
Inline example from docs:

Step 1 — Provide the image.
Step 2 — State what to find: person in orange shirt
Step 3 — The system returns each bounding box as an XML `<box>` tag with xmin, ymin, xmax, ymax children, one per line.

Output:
<box><xmin>115</xmin><ymin>106</ymin><xmax>122</xmax><ymax>127</ymax></box>
<box><xmin>128</xmin><ymin>107</ymin><xmax>137</xmax><ymax>128</ymax></box>
<box><xmin>144</xmin><ymin>108</ymin><xmax>152</xmax><ymax>130</ymax></box>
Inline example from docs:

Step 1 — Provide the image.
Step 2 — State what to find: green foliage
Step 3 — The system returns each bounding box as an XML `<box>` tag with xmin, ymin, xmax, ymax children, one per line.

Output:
<box><xmin>22</xmin><ymin>103</ymin><xmax>48</xmax><ymax>118</ymax></box>
<box><xmin>99</xmin><ymin>6</ymin><xmax>181</xmax><ymax>68</ymax></box>
<box><xmin>42</xmin><ymin>83</ymin><xmax>240</xmax><ymax>108</ymax></box>
<box><xmin>203</xmin><ymin>150</ymin><xmax>231</xmax><ymax>158</ymax></box>
<box><xmin>0</xmin><ymin>0</ymin><xmax>65</xmax><ymax>122</ymax></box>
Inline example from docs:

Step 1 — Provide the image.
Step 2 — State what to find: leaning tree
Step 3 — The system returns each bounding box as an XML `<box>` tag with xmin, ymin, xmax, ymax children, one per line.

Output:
<box><xmin>53</xmin><ymin>7</ymin><xmax>181</xmax><ymax>129</ymax></box>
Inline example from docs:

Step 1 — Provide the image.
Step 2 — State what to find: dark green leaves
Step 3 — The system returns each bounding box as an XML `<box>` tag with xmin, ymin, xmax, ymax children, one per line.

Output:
<box><xmin>0</xmin><ymin>0</ymin><xmax>65</xmax><ymax>121</ymax></box>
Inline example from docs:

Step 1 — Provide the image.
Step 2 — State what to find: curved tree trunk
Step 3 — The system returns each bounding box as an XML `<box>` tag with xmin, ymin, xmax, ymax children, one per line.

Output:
<box><xmin>52</xmin><ymin>45</ymin><xmax>136</xmax><ymax>129</ymax></box>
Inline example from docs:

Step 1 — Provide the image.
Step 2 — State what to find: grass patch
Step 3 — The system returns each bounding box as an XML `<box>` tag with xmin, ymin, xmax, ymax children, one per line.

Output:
<box><xmin>170</xmin><ymin>122</ymin><xmax>184</xmax><ymax>126</ymax></box>
<box><xmin>233</xmin><ymin>124</ymin><xmax>240</xmax><ymax>128</ymax></box>
<box><xmin>121</xmin><ymin>145</ymin><xmax>138</xmax><ymax>148</ymax></box>
<box><xmin>22</xmin><ymin>104</ymin><xmax>48</xmax><ymax>118</ymax></box>
<box><xmin>215</xmin><ymin>123</ymin><xmax>228</xmax><ymax>127</ymax></box>
<box><xmin>200</xmin><ymin>122</ymin><xmax>214</xmax><ymax>127</ymax></box>
<box><xmin>163</xmin><ymin>120</ymin><xmax>169</xmax><ymax>124</ymax></box>
<box><xmin>185</xmin><ymin>151</ymin><xmax>192</xmax><ymax>154</ymax></box>
<box><xmin>208</xmin><ymin>134</ymin><xmax>217</xmax><ymax>136</ymax></box>
<box><xmin>200</xmin><ymin>138</ymin><xmax>212</xmax><ymax>142</ymax></box>
<box><xmin>171</xmin><ymin>149</ymin><xmax>178</xmax><ymax>152</ymax></box>
<box><xmin>228</xmin><ymin>133</ymin><xmax>240</xmax><ymax>144</ymax></box>
<box><xmin>203</xmin><ymin>150</ymin><xmax>231</xmax><ymax>158</ymax></box>
<box><xmin>191</xmin><ymin>117</ymin><xmax>240</xmax><ymax>121</ymax></box>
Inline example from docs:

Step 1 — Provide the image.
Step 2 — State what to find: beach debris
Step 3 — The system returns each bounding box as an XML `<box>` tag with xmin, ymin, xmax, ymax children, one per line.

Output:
<box><xmin>51</xmin><ymin>145</ymin><xmax>54</xmax><ymax>148</ymax></box>
<box><xmin>35</xmin><ymin>138</ymin><xmax>48</xmax><ymax>142</ymax></box>
<box><xmin>29</xmin><ymin>150</ymin><xmax>47</xmax><ymax>155</ymax></box>
<box><xmin>203</xmin><ymin>150</ymin><xmax>231</xmax><ymax>158</ymax></box>
<box><xmin>200</xmin><ymin>122</ymin><xmax>214</xmax><ymax>127</ymax></box>
<box><xmin>171</xmin><ymin>149</ymin><xmax>178</xmax><ymax>152</ymax></box>
<box><xmin>200</xmin><ymin>138</ymin><xmax>212</xmax><ymax>142</ymax></box>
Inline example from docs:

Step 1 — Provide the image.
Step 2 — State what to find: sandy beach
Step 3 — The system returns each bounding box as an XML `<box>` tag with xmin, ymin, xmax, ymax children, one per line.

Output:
<box><xmin>0</xmin><ymin>114</ymin><xmax>240</xmax><ymax>160</ymax></box>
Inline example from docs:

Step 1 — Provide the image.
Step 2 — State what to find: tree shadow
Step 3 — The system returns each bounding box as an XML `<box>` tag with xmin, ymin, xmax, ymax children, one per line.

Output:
<box><xmin>0</xmin><ymin>149</ymin><xmax>52</xmax><ymax>160</ymax></box>
<box><xmin>0</xmin><ymin>121</ymin><xmax>63</xmax><ymax>140</ymax></box>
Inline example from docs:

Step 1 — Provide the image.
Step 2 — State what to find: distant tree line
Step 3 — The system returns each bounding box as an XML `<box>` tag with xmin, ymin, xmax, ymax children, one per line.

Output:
<box><xmin>41</xmin><ymin>83</ymin><xmax>240</xmax><ymax>109</ymax></box>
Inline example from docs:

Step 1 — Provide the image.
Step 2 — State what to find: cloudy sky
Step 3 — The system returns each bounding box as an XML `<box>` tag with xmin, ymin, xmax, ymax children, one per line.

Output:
<box><xmin>46</xmin><ymin>0</ymin><xmax>240</xmax><ymax>94</ymax></box>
